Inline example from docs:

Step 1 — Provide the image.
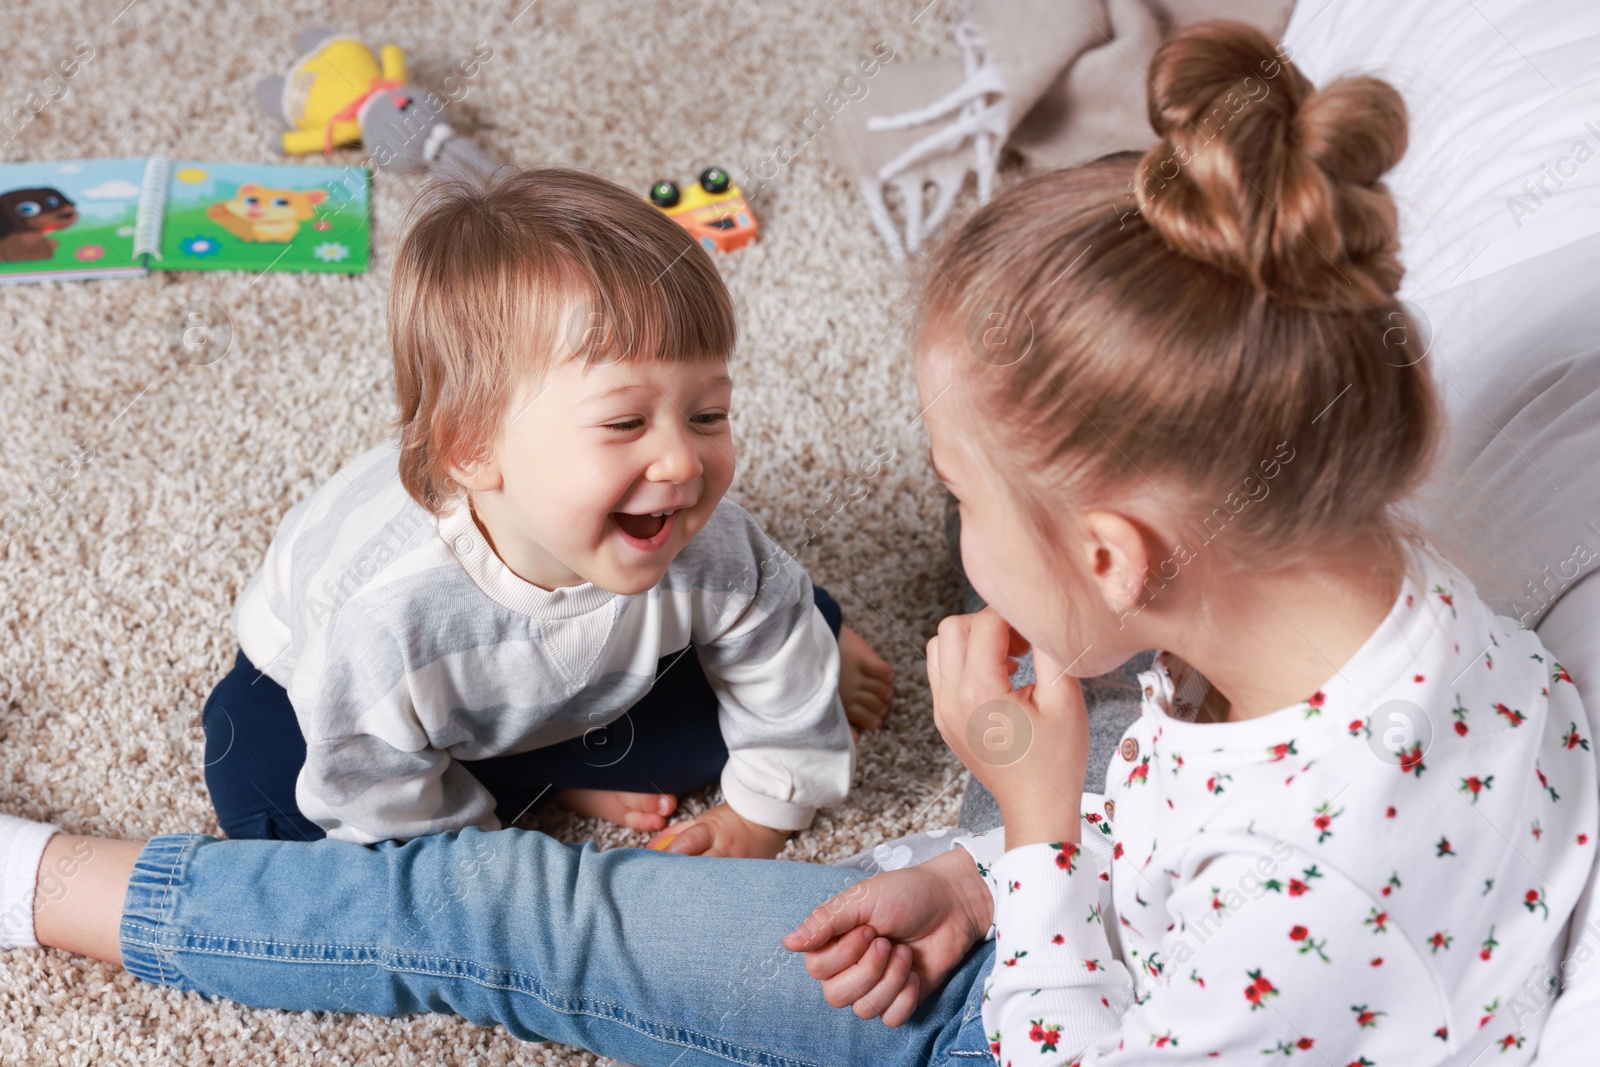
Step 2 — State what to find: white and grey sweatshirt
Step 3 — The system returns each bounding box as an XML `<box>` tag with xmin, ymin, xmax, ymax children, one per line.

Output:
<box><xmin>233</xmin><ymin>438</ymin><xmax>853</xmax><ymax>844</ymax></box>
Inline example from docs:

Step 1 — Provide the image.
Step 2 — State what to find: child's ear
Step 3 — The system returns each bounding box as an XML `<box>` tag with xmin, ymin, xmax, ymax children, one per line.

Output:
<box><xmin>448</xmin><ymin>445</ymin><xmax>501</xmax><ymax>492</ymax></box>
<box><xmin>1079</xmin><ymin>510</ymin><xmax>1151</xmax><ymax>616</ymax></box>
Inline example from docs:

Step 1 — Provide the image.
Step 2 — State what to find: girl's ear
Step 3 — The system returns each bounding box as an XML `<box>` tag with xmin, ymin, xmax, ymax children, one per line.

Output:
<box><xmin>1079</xmin><ymin>510</ymin><xmax>1151</xmax><ymax>617</ymax></box>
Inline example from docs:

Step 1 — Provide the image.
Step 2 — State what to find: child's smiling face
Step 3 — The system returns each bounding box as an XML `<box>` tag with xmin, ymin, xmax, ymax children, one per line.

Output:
<box><xmin>456</xmin><ymin>352</ymin><xmax>736</xmax><ymax>596</ymax></box>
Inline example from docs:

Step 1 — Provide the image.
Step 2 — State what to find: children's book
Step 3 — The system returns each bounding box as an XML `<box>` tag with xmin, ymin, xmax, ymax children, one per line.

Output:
<box><xmin>0</xmin><ymin>157</ymin><xmax>369</xmax><ymax>283</ymax></box>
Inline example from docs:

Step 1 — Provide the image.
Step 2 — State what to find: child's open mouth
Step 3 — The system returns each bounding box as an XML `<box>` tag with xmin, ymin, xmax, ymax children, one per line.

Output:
<box><xmin>610</xmin><ymin>508</ymin><xmax>678</xmax><ymax>551</ymax></box>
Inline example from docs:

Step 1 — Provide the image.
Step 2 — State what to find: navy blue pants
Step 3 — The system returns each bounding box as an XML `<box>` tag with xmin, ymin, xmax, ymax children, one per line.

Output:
<box><xmin>202</xmin><ymin>586</ymin><xmax>843</xmax><ymax>841</ymax></box>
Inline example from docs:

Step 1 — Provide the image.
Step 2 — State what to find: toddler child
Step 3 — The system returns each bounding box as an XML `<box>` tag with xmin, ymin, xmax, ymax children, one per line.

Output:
<box><xmin>199</xmin><ymin>164</ymin><xmax>894</xmax><ymax>858</ymax></box>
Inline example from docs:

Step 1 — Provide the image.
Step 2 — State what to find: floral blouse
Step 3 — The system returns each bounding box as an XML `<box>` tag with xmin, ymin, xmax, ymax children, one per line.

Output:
<box><xmin>952</xmin><ymin>542</ymin><xmax>1596</xmax><ymax>1065</ymax></box>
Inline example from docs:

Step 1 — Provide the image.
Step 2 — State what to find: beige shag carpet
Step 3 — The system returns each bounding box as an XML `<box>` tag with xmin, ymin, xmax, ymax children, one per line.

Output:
<box><xmin>0</xmin><ymin>1</ymin><xmax>998</xmax><ymax>1062</ymax></box>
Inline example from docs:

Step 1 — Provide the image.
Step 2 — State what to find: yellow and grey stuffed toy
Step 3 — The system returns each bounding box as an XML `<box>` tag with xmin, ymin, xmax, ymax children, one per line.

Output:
<box><xmin>255</xmin><ymin>27</ymin><xmax>501</xmax><ymax>179</ymax></box>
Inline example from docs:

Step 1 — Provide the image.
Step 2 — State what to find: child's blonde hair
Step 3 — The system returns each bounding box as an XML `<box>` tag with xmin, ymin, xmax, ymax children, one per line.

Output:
<box><xmin>918</xmin><ymin>20</ymin><xmax>1438</xmax><ymax>577</ymax></box>
<box><xmin>387</xmin><ymin>164</ymin><xmax>737</xmax><ymax>515</ymax></box>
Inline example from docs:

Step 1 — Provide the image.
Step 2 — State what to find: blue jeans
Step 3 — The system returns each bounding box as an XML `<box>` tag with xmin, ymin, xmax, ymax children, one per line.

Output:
<box><xmin>120</xmin><ymin>828</ymin><xmax>994</xmax><ymax>1065</ymax></box>
<box><xmin>203</xmin><ymin>586</ymin><xmax>845</xmax><ymax>841</ymax></box>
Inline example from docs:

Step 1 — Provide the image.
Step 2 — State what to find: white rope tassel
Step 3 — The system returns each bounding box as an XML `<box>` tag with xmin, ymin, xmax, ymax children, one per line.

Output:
<box><xmin>865</xmin><ymin>19</ymin><xmax>1007</xmax><ymax>254</ymax></box>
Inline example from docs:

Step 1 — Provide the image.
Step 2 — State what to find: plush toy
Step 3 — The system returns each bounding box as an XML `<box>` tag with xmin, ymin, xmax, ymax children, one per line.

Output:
<box><xmin>254</xmin><ymin>27</ymin><xmax>501</xmax><ymax>180</ymax></box>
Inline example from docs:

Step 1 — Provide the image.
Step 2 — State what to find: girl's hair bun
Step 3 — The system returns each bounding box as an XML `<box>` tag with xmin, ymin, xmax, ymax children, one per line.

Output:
<box><xmin>1135</xmin><ymin>20</ymin><xmax>1408</xmax><ymax>311</ymax></box>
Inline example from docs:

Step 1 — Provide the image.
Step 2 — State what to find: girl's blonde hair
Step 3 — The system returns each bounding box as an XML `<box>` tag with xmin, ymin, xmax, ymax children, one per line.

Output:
<box><xmin>918</xmin><ymin>20</ymin><xmax>1438</xmax><ymax>576</ymax></box>
<box><xmin>388</xmin><ymin>165</ymin><xmax>736</xmax><ymax>515</ymax></box>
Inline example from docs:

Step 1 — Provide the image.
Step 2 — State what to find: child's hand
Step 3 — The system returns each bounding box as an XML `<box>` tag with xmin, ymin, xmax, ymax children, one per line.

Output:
<box><xmin>645</xmin><ymin>802</ymin><xmax>791</xmax><ymax>859</ymax></box>
<box><xmin>780</xmin><ymin>848</ymin><xmax>994</xmax><ymax>1027</ymax></box>
<box><xmin>928</xmin><ymin>607</ymin><xmax>1090</xmax><ymax>848</ymax></box>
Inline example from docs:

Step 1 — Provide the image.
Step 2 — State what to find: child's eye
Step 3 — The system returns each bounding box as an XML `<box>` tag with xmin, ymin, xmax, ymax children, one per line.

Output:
<box><xmin>693</xmin><ymin>412</ymin><xmax>729</xmax><ymax>428</ymax></box>
<box><xmin>604</xmin><ymin>419</ymin><xmax>645</xmax><ymax>433</ymax></box>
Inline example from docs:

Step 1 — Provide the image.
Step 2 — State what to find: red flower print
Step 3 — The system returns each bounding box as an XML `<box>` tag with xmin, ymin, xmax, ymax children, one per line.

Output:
<box><xmin>1381</xmin><ymin>872</ymin><xmax>1401</xmax><ymax>898</ymax></box>
<box><xmin>1455</xmin><ymin>721</ymin><xmax>1469</xmax><ymax>737</ymax></box>
<box><xmin>1206</xmin><ymin>773</ymin><xmax>1231</xmax><ymax>795</ymax></box>
<box><xmin>1398</xmin><ymin>742</ymin><xmax>1426</xmax><ymax>777</ymax></box>
<box><xmin>1150</xmin><ymin>1032</ymin><xmax>1177</xmax><ymax>1048</ymax></box>
<box><xmin>1494</xmin><ymin>703</ymin><xmax>1526</xmax><ymax>727</ymax></box>
<box><xmin>1028</xmin><ymin>1019</ymin><xmax>1062</xmax><ymax>1053</ymax></box>
<box><xmin>1481</xmin><ymin>926</ymin><xmax>1498</xmax><ymax>960</ymax></box>
<box><xmin>1385</xmin><ymin>806</ymin><xmax>1397</xmax><ymax>818</ymax></box>
<box><xmin>1291</xmin><ymin>926</ymin><xmax>1331</xmax><ymax>962</ymax></box>
<box><xmin>1125</xmin><ymin>755</ymin><xmax>1151</xmax><ymax>786</ymax></box>
<box><xmin>1579</xmin><ymin>834</ymin><xmax>1589</xmax><ymax>845</ymax></box>
<box><xmin>1352</xmin><ymin>1004</ymin><xmax>1384</xmax><ymax>1029</ymax></box>
<box><xmin>1054</xmin><ymin>842</ymin><xmax>1080</xmax><ymax>874</ymax></box>
<box><xmin>1436</xmin><ymin>837</ymin><xmax>1455</xmax><ymax>857</ymax></box>
<box><xmin>1413</xmin><ymin>674</ymin><xmax>1425</xmax><ymax>683</ymax></box>
<box><xmin>1268</xmin><ymin>741</ymin><xmax>1299</xmax><ymax>762</ymax></box>
<box><xmin>1525</xmin><ymin>888</ymin><xmax>1550</xmax><ymax>919</ymax></box>
<box><xmin>1365</xmin><ymin>908</ymin><xmax>1389</xmax><ymax>933</ymax></box>
<box><xmin>1406</xmin><ymin>593</ymin><xmax>1414</xmax><ymax>608</ymax></box>
<box><xmin>1370</xmin><ymin>957</ymin><xmax>1383</xmax><ymax>967</ymax></box>
<box><xmin>1051</xmin><ymin>934</ymin><xmax>1065</xmax><ymax>945</ymax></box>
<box><xmin>1288</xmin><ymin>878</ymin><xmax>1309</xmax><ymax>896</ymax></box>
<box><xmin>1427</xmin><ymin>931</ymin><xmax>1453</xmax><ymax>953</ymax></box>
<box><xmin>1297</xmin><ymin>1037</ymin><xmax>1314</xmax><ymax>1050</ymax></box>
<box><xmin>1458</xmin><ymin>775</ymin><xmax>1494</xmax><ymax>804</ymax></box>
<box><xmin>1563</xmin><ymin>722</ymin><xmax>1590</xmax><ymax>751</ymax></box>
<box><xmin>1500</xmin><ymin>1033</ymin><xmax>1526</xmax><ymax>1050</ymax></box>
<box><xmin>1244</xmin><ymin>969</ymin><xmax>1278</xmax><ymax>1010</ymax></box>
<box><xmin>1536</xmin><ymin>763</ymin><xmax>1560</xmax><ymax>802</ymax></box>
<box><xmin>1084</xmin><ymin>958</ymin><xmax>1099</xmax><ymax>970</ymax></box>
<box><xmin>1312</xmin><ymin>801</ymin><xmax>1343</xmax><ymax>843</ymax></box>
<box><xmin>1113</xmin><ymin>842</ymin><xmax>1124</xmax><ymax>860</ymax></box>
<box><xmin>1308</xmin><ymin>690</ymin><xmax>1325</xmax><ymax>707</ymax></box>
<box><xmin>1003</xmin><ymin>950</ymin><xmax>1028</xmax><ymax>967</ymax></box>
<box><xmin>1556</xmin><ymin>663</ymin><xmax>1573</xmax><ymax>685</ymax></box>
<box><xmin>1435</xmin><ymin>1027</ymin><xmax>1449</xmax><ymax>1041</ymax></box>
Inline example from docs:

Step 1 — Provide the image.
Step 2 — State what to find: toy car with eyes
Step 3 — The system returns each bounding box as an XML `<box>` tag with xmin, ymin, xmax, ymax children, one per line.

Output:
<box><xmin>646</xmin><ymin>167</ymin><xmax>758</xmax><ymax>253</ymax></box>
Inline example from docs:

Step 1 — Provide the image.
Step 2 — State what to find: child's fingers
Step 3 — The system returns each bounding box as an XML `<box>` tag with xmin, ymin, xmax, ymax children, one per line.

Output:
<box><xmin>799</xmin><ymin>923</ymin><xmax>878</xmax><ymax>981</ymax></box>
<box><xmin>659</xmin><ymin>822</ymin><xmax>714</xmax><ymax>855</ymax></box>
<box><xmin>962</xmin><ymin>608</ymin><xmax>1020</xmax><ymax>700</ymax></box>
<box><xmin>851</xmin><ymin>942</ymin><xmax>914</xmax><ymax>1021</ymax></box>
<box><xmin>1032</xmin><ymin>647</ymin><xmax>1089</xmax><ymax>722</ymax></box>
<box><xmin>930</xmin><ymin>614</ymin><xmax>972</xmax><ymax>692</ymax></box>
<box><xmin>880</xmin><ymin>970</ymin><xmax>920</xmax><ymax>1028</ymax></box>
<box><xmin>782</xmin><ymin>883</ymin><xmax>874</xmax><ymax>951</ymax></box>
<box><xmin>820</xmin><ymin>935</ymin><xmax>893</xmax><ymax>1010</ymax></box>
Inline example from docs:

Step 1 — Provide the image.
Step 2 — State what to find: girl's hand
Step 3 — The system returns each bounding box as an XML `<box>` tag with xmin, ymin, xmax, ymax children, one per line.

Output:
<box><xmin>645</xmin><ymin>802</ymin><xmax>791</xmax><ymax>859</ymax></box>
<box><xmin>928</xmin><ymin>607</ymin><xmax>1091</xmax><ymax>847</ymax></box>
<box><xmin>781</xmin><ymin>848</ymin><xmax>993</xmax><ymax>1027</ymax></box>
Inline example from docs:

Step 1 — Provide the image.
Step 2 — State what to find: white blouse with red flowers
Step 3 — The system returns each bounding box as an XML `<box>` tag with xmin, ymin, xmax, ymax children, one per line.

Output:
<box><xmin>951</xmin><ymin>541</ymin><xmax>1597</xmax><ymax>1065</ymax></box>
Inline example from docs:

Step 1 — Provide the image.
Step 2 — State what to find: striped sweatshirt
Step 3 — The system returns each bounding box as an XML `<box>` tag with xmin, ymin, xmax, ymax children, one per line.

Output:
<box><xmin>232</xmin><ymin>438</ymin><xmax>853</xmax><ymax>844</ymax></box>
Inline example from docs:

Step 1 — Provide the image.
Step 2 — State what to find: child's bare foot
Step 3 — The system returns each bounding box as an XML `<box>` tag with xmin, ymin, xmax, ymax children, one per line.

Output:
<box><xmin>554</xmin><ymin>788</ymin><xmax>677</xmax><ymax>833</ymax></box>
<box><xmin>838</xmin><ymin>624</ymin><xmax>895</xmax><ymax>734</ymax></box>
